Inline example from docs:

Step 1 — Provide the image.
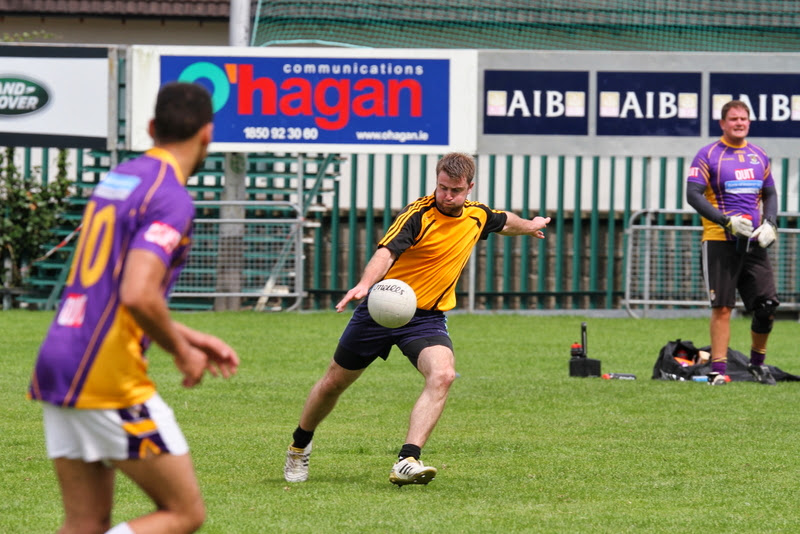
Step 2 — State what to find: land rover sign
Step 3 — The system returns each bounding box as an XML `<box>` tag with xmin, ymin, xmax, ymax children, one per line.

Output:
<box><xmin>0</xmin><ymin>45</ymin><xmax>110</xmax><ymax>148</ymax></box>
<box><xmin>0</xmin><ymin>77</ymin><xmax>50</xmax><ymax>115</ymax></box>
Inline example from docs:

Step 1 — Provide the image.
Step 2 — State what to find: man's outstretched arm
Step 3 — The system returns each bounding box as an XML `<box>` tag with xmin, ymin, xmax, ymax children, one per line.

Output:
<box><xmin>498</xmin><ymin>212</ymin><xmax>551</xmax><ymax>238</ymax></box>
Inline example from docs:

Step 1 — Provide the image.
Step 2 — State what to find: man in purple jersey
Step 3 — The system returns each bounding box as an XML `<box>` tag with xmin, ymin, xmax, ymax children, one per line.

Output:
<box><xmin>28</xmin><ymin>82</ymin><xmax>239</xmax><ymax>534</ymax></box>
<box><xmin>686</xmin><ymin>99</ymin><xmax>779</xmax><ymax>386</ymax></box>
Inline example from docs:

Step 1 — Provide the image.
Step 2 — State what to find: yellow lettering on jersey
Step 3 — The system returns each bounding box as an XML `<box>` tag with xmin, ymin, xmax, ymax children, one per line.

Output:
<box><xmin>80</xmin><ymin>204</ymin><xmax>115</xmax><ymax>287</ymax></box>
<box><xmin>66</xmin><ymin>201</ymin><xmax>97</xmax><ymax>286</ymax></box>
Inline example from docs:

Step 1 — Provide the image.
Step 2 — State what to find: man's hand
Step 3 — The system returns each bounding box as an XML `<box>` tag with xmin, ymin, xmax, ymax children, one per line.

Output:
<box><xmin>725</xmin><ymin>215</ymin><xmax>754</xmax><ymax>238</ymax></box>
<box><xmin>175</xmin><ymin>339</ymin><xmax>239</xmax><ymax>388</ymax></box>
<box><xmin>530</xmin><ymin>216</ymin><xmax>551</xmax><ymax>239</ymax></box>
<box><xmin>174</xmin><ymin>346</ymin><xmax>212</xmax><ymax>388</ymax></box>
<box><xmin>172</xmin><ymin>324</ymin><xmax>240</xmax><ymax>387</ymax></box>
<box><xmin>499</xmin><ymin>213</ymin><xmax>552</xmax><ymax>237</ymax></box>
<box><xmin>751</xmin><ymin>220</ymin><xmax>777</xmax><ymax>248</ymax></box>
<box><xmin>335</xmin><ymin>284</ymin><xmax>370</xmax><ymax>312</ymax></box>
<box><xmin>192</xmin><ymin>332</ymin><xmax>239</xmax><ymax>380</ymax></box>
<box><xmin>335</xmin><ymin>247</ymin><xmax>396</xmax><ymax>312</ymax></box>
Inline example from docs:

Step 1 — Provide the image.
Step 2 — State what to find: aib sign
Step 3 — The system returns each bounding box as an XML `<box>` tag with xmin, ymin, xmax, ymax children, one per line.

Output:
<box><xmin>709</xmin><ymin>73</ymin><xmax>800</xmax><ymax>138</ymax></box>
<box><xmin>483</xmin><ymin>70</ymin><xmax>589</xmax><ymax>135</ymax></box>
<box><xmin>596</xmin><ymin>72</ymin><xmax>701</xmax><ymax>136</ymax></box>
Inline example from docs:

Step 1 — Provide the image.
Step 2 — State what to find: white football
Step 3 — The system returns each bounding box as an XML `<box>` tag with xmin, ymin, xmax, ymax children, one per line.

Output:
<box><xmin>367</xmin><ymin>279</ymin><xmax>417</xmax><ymax>328</ymax></box>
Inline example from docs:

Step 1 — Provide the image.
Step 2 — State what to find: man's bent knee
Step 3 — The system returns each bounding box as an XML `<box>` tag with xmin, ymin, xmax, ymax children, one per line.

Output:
<box><xmin>752</xmin><ymin>298</ymin><xmax>779</xmax><ymax>334</ymax></box>
<box><xmin>417</xmin><ymin>349</ymin><xmax>456</xmax><ymax>390</ymax></box>
<box><xmin>152</xmin><ymin>499</ymin><xmax>205</xmax><ymax>534</ymax></box>
<box><xmin>428</xmin><ymin>367</ymin><xmax>456</xmax><ymax>390</ymax></box>
<box><xmin>180</xmin><ymin>499</ymin><xmax>206</xmax><ymax>533</ymax></box>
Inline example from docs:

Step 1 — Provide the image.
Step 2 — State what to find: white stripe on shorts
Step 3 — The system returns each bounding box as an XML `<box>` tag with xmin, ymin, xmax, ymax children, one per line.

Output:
<box><xmin>42</xmin><ymin>393</ymin><xmax>189</xmax><ymax>462</ymax></box>
<box><xmin>701</xmin><ymin>240</ymin><xmax>711</xmax><ymax>302</ymax></box>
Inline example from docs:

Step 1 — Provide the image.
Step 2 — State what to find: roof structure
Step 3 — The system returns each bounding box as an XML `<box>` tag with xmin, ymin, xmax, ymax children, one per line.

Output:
<box><xmin>0</xmin><ymin>0</ymin><xmax>236</xmax><ymax>18</ymax></box>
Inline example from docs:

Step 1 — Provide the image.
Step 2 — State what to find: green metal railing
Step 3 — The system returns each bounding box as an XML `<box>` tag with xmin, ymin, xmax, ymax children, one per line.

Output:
<box><xmin>305</xmin><ymin>153</ymin><xmax>649</xmax><ymax>311</ymax></box>
<box><xmin>10</xmin><ymin>148</ymin><xmax>800</xmax><ymax>313</ymax></box>
<box><xmin>304</xmin><ymin>153</ymin><xmax>799</xmax><ymax>312</ymax></box>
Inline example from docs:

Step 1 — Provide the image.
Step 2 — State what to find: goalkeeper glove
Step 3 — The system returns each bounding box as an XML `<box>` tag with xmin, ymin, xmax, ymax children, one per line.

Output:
<box><xmin>722</xmin><ymin>215</ymin><xmax>753</xmax><ymax>238</ymax></box>
<box><xmin>751</xmin><ymin>220</ymin><xmax>777</xmax><ymax>248</ymax></box>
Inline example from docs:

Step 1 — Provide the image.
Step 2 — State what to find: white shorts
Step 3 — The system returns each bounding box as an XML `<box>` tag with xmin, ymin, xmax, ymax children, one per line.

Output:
<box><xmin>42</xmin><ymin>393</ymin><xmax>189</xmax><ymax>463</ymax></box>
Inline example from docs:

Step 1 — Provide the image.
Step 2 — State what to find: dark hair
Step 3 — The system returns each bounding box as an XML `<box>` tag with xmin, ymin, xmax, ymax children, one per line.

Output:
<box><xmin>152</xmin><ymin>82</ymin><xmax>213</xmax><ymax>143</ymax></box>
<box><xmin>720</xmin><ymin>99</ymin><xmax>750</xmax><ymax>120</ymax></box>
<box><xmin>436</xmin><ymin>152</ymin><xmax>475</xmax><ymax>184</ymax></box>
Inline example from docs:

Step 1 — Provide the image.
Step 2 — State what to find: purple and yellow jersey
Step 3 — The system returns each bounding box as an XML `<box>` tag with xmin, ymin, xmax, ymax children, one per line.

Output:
<box><xmin>687</xmin><ymin>138</ymin><xmax>774</xmax><ymax>242</ymax></box>
<box><xmin>378</xmin><ymin>195</ymin><xmax>507</xmax><ymax>311</ymax></box>
<box><xmin>28</xmin><ymin>148</ymin><xmax>194</xmax><ymax>409</ymax></box>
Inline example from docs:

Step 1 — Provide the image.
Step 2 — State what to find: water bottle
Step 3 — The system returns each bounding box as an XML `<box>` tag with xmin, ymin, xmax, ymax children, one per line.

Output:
<box><xmin>602</xmin><ymin>373</ymin><xmax>637</xmax><ymax>380</ymax></box>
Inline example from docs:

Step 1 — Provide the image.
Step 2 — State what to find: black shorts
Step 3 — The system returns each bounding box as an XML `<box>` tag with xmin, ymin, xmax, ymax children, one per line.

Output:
<box><xmin>333</xmin><ymin>299</ymin><xmax>453</xmax><ymax>370</ymax></box>
<box><xmin>702</xmin><ymin>240</ymin><xmax>778</xmax><ymax>310</ymax></box>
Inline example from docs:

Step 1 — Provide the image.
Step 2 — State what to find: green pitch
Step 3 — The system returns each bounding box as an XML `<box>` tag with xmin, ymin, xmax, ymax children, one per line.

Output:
<box><xmin>3</xmin><ymin>310</ymin><xmax>800</xmax><ymax>533</ymax></box>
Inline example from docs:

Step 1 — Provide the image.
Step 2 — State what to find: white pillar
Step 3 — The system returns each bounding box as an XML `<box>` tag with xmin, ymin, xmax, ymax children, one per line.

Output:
<box><xmin>216</xmin><ymin>0</ymin><xmax>251</xmax><ymax>310</ymax></box>
<box><xmin>229</xmin><ymin>0</ymin><xmax>251</xmax><ymax>46</ymax></box>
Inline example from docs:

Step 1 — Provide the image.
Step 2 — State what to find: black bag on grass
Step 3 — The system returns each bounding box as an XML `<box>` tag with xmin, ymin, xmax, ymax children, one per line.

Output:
<box><xmin>653</xmin><ymin>339</ymin><xmax>800</xmax><ymax>382</ymax></box>
<box><xmin>651</xmin><ymin>339</ymin><xmax>708</xmax><ymax>381</ymax></box>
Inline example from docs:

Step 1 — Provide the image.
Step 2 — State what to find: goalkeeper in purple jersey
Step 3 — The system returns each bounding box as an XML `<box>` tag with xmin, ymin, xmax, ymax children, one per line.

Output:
<box><xmin>686</xmin><ymin>99</ymin><xmax>779</xmax><ymax>386</ymax></box>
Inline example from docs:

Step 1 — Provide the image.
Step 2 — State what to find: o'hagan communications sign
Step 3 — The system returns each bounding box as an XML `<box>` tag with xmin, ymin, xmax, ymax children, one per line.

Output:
<box><xmin>129</xmin><ymin>46</ymin><xmax>477</xmax><ymax>154</ymax></box>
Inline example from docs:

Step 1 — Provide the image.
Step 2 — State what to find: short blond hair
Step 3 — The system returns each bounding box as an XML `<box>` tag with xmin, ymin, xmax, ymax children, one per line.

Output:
<box><xmin>436</xmin><ymin>153</ymin><xmax>475</xmax><ymax>184</ymax></box>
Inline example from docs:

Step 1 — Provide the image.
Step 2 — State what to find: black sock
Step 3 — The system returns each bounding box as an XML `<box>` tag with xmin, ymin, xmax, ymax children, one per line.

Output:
<box><xmin>292</xmin><ymin>426</ymin><xmax>314</xmax><ymax>449</ymax></box>
<box><xmin>399</xmin><ymin>443</ymin><xmax>421</xmax><ymax>461</ymax></box>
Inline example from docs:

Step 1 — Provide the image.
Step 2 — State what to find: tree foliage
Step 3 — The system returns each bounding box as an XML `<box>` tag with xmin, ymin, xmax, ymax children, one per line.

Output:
<box><xmin>0</xmin><ymin>148</ymin><xmax>72</xmax><ymax>288</ymax></box>
<box><xmin>2</xmin><ymin>30</ymin><xmax>55</xmax><ymax>42</ymax></box>
<box><xmin>1</xmin><ymin>27</ymin><xmax>69</xmax><ymax>292</ymax></box>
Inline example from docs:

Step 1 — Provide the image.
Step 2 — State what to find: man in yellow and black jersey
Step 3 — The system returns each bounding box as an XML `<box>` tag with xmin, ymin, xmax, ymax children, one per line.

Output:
<box><xmin>378</xmin><ymin>195</ymin><xmax>504</xmax><ymax>311</ymax></box>
<box><xmin>284</xmin><ymin>152</ymin><xmax>550</xmax><ymax>486</ymax></box>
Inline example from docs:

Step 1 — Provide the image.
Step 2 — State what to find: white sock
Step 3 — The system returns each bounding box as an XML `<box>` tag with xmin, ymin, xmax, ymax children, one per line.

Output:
<box><xmin>105</xmin><ymin>522</ymin><xmax>135</xmax><ymax>534</ymax></box>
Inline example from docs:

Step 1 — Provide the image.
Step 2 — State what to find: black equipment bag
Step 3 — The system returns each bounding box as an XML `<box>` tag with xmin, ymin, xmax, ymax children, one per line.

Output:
<box><xmin>652</xmin><ymin>339</ymin><xmax>800</xmax><ymax>382</ymax></box>
<box><xmin>651</xmin><ymin>339</ymin><xmax>705</xmax><ymax>381</ymax></box>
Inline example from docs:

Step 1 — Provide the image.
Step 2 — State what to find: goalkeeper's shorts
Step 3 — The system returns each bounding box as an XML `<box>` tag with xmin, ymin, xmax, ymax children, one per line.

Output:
<box><xmin>702</xmin><ymin>240</ymin><xmax>777</xmax><ymax>310</ymax></box>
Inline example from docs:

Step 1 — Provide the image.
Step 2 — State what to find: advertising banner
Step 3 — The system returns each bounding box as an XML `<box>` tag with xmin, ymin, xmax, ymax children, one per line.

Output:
<box><xmin>483</xmin><ymin>70</ymin><xmax>588</xmax><ymax>136</ymax></box>
<box><xmin>596</xmin><ymin>71</ymin><xmax>701</xmax><ymax>137</ymax></box>
<box><xmin>478</xmin><ymin>51</ymin><xmax>800</xmax><ymax>156</ymax></box>
<box><xmin>0</xmin><ymin>45</ymin><xmax>111</xmax><ymax>149</ymax></box>
<box><xmin>129</xmin><ymin>46</ymin><xmax>477</xmax><ymax>154</ymax></box>
<box><xmin>709</xmin><ymin>73</ymin><xmax>800</xmax><ymax>138</ymax></box>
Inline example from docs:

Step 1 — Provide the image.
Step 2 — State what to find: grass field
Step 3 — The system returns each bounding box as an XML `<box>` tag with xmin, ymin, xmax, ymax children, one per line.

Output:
<box><xmin>3</xmin><ymin>310</ymin><xmax>800</xmax><ymax>533</ymax></box>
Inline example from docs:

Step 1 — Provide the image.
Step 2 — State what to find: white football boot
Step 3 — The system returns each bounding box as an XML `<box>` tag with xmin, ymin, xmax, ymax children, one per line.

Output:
<box><xmin>389</xmin><ymin>457</ymin><xmax>437</xmax><ymax>486</ymax></box>
<box><xmin>284</xmin><ymin>441</ymin><xmax>312</xmax><ymax>482</ymax></box>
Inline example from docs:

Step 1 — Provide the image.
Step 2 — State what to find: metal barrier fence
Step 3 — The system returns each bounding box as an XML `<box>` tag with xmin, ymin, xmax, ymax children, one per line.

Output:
<box><xmin>169</xmin><ymin>201</ymin><xmax>305</xmax><ymax>311</ymax></box>
<box><xmin>624</xmin><ymin>209</ymin><xmax>800</xmax><ymax>318</ymax></box>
